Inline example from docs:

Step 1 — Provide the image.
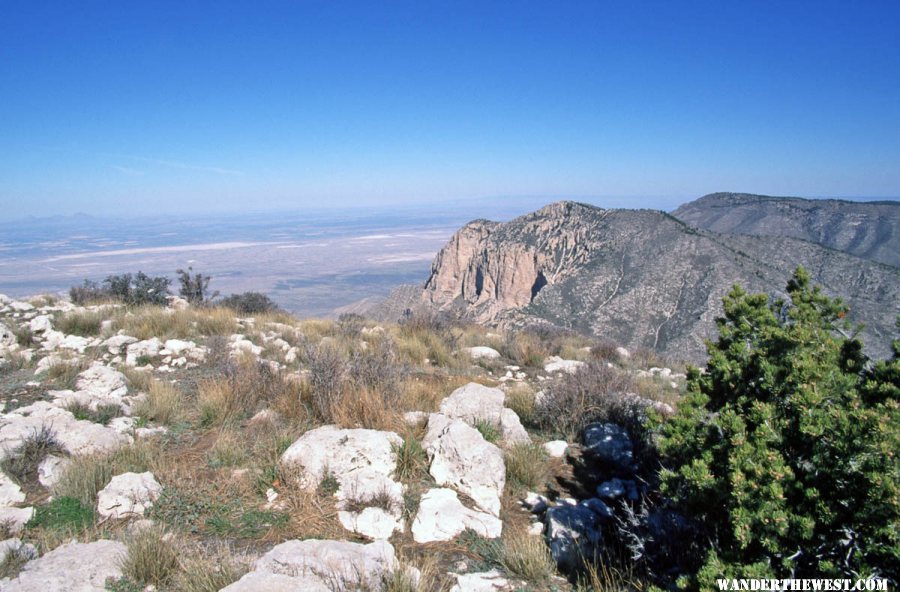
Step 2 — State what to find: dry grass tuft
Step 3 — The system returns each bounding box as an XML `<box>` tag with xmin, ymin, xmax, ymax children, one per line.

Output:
<box><xmin>501</xmin><ymin>526</ymin><xmax>556</xmax><ymax>583</ymax></box>
<box><xmin>56</xmin><ymin>309</ymin><xmax>106</xmax><ymax>336</ymax></box>
<box><xmin>172</xmin><ymin>541</ymin><xmax>249</xmax><ymax>592</ymax></box>
<box><xmin>119</xmin><ymin>525</ymin><xmax>180</xmax><ymax>588</ymax></box>
<box><xmin>505</xmin><ymin>442</ymin><xmax>550</xmax><ymax>492</ymax></box>
<box><xmin>133</xmin><ymin>379</ymin><xmax>184</xmax><ymax>425</ymax></box>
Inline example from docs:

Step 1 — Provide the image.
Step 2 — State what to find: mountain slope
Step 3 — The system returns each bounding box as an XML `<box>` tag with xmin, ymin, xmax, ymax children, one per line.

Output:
<box><xmin>421</xmin><ymin>201</ymin><xmax>898</xmax><ymax>362</ymax></box>
<box><xmin>672</xmin><ymin>192</ymin><xmax>899</xmax><ymax>267</ymax></box>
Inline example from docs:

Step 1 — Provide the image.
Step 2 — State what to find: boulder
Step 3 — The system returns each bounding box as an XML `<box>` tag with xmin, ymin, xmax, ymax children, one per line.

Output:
<box><xmin>0</xmin><ymin>507</ymin><xmax>34</xmax><ymax>533</ymax></box>
<box><xmin>542</xmin><ymin>440</ymin><xmax>568</xmax><ymax>458</ymax></box>
<box><xmin>597</xmin><ymin>478</ymin><xmax>639</xmax><ymax>501</ymax></box>
<box><xmin>423</xmin><ymin>414</ymin><xmax>505</xmax><ymax>516</ymax></box>
<box><xmin>582</xmin><ymin>422</ymin><xmax>634</xmax><ymax>472</ymax></box>
<box><xmin>28</xmin><ymin>316</ymin><xmax>52</xmax><ymax>334</ymax></box>
<box><xmin>224</xmin><ymin>539</ymin><xmax>398</xmax><ymax>592</ymax></box>
<box><xmin>438</xmin><ymin>383</ymin><xmax>530</xmax><ymax>444</ymax></box>
<box><xmin>450</xmin><ymin>569</ymin><xmax>515</xmax><ymax>592</ymax></box>
<box><xmin>0</xmin><ymin>472</ymin><xmax>26</xmax><ymax>507</ymax></box>
<box><xmin>125</xmin><ymin>337</ymin><xmax>162</xmax><ymax>365</ymax></box>
<box><xmin>0</xmin><ymin>539</ymin><xmax>126</xmax><ymax>591</ymax></box>
<box><xmin>51</xmin><ymin>362</ymin><xmax>130</xmax><ymax>411</ymax></box>
<box><xmin>0</xmin><ymin>402</ymin><xmax>130</xmax><ymax>462</ymax></box>
<box><xmin>0</xmin><ymin>322</ymin><xmax>16</xmax><ymax>349</ymax></box>
<box><xmin>545</xmin><ymin>503</ymin><xmax>603</xmax><ymax>571</ymax></box>
<box><xmin>335</xmin><ymin>470</ymin><xmax>404</xmax><ymax>540</ymax></box>
<box><xmin>543</xmin><ymin>356</ymin><xmax>585</xmax><ymax>374</ymax></box>
<box><xmin>280</xmin><ymin>426</ymin><xmax>403</xmax><ymax>491</ymax></box>
<box><xmin>464</xmin><ymin>346</ymin><xmax>501</xmax><ymax>360</ymax></box>
<box><xmin>411</xmin><ymin>488</ymin><xmax>502</xmax><ymax>543</ymax></box>
<box><xmin>37</xmin><ymin>455</ymin><xmax>70</xmax><ymax>489</ymax></box>
<box><xmin>96</xmin><ymin>471</ymin><xmax>162</xmax><ymax>519</ymax></box>
<box><xmin>102</xmin><ymin>335</ymin><xmax>137</xmax><ymax>355</ymax></box>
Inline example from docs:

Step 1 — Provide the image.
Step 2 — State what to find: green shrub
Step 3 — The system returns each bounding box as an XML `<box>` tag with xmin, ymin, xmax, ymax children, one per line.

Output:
<box><xmin>474</xmin><ymin>419</ymin><xmax>500</xmax><ymax>443</ymax></box>
<box><xmin>176</xmin><ymin>266</ymin><xmax>217</xmax><ymax>304</ymax></box>
<box><xmin>657</xmin><ymin>268</ymin><xmax>899</xmax><ymax>585</ymax></box>
<box><xmin>218</xmin><ymin>292</ymin><xmax>280</xmax><ymax>314</ymax></box>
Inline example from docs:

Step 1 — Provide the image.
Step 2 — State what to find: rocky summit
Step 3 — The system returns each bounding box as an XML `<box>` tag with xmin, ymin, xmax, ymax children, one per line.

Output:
<box><xmin>415</xmin><ymin>200</ymin><xmax>898</xmax><ymax>362</ymax></box>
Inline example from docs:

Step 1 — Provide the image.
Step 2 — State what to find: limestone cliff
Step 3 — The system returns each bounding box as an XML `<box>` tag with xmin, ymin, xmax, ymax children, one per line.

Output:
<box><xmin>421</xmin><ymin>201</ymin><xmax>899</xmax><ymax>362</ymax></box>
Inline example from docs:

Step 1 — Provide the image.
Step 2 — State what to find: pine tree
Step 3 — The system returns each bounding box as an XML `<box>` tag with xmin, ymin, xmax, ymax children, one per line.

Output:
<box><xmin>656</xmin><ymin>268</ymin><xmax>898</xmax><ymax>587</ymax></box>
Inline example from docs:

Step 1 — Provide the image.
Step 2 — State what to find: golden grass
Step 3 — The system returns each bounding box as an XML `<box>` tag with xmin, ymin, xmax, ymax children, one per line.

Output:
<box><xmin>505</xmin><ymin>442</ymin><xmax>550</xmax><ymax>492</ymax></box>
<box><xmin>133</xmin><ymin>379</ymin><xmax>184</xmax><ymax>425</ymax></box>
<box><xmin>172</xmin><ymin>541</ymin><xmax>249</xmax><ymax>592</ymax></box>
<box><xmin>119</xmin><ymin>525</ymin><xmax>180</xmax><ymax>588</ymax></box>
<box><xmin>113</xmin><ymin>306</ymin><xmax>238</xmax><ymax>340</ymax></box>
<box><xmin>56</xmin><ymin>309</ymin><xmax>106</xmax><ymax>336</ymax></box>
<box><xmin>504</xmin><ymin>383</ymin><xmax>537</xmax><ymax>426</ymax></box>
<box><xmin>500</xmin><ymin>525</ymin><xmax>557</xmax><ymax>583</ymax></box>
<box><xmin>329</xmin><ymin>386</ymin><xmax>404</xmax><ymax>431</ymax></box>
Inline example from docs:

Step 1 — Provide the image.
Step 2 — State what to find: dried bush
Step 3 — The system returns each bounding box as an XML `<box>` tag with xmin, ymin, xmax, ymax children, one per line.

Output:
<box><xmin>304</xmin><ymin>342</ymin><xmax>348</xmax><ymax>421</ymax></box>
<box><xmin>534</xmin><ymin>361</ymin><xmax>639</xmax><ymax>439</ymax></box>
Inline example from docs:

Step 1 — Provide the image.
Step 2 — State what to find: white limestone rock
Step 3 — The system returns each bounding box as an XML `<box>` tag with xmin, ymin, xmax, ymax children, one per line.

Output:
<box><xmin>224</xmin><ymin>538</ymin><xmax>398</xmax><ymax>592</ymax></box>
<box><xmin>336</xmin><ymin>470</ymin><xmax>404</xmax><ymax>540</ymax></box>
<box><xmin>125</xmin><ymin>337</ymin><xmax>162</xmax><ymax>366</ymax></box>
<box><xmin>37</xmin><ymin>455</ymin><xmax>71</xmax><ymax>489</ymax></box>
<box><xmin>422</xmin><ymin>414</ymin><xmax>505</xmax><ymax>516</ymax></box>
<box><xmin>0</xmin><ymin>402</ymin><xmax>130</xmax><ymax>462</ymax></box>
<box><xmin>102</xmin><ymin>335</ymin><xmax>137</xmax><ymax>355</ymax></box>
<box><xmin>280</xmin><ymin>426</ymin><xmax>402</xmax><ymax>491</ymax></box>
<box><xmin>0</xmin><ymin>539</ymin><xmax>126</xmax><ymax>591</ymax></box>
<box><xmin>543</xmin><ymin>356</ymin><xmax>585</xmax><ymax>374</ymax></box>
<box><xmin>51</xmin><ymin>362</ymin><xmax>130</xmax><ymax>411</ymax></box>
<box><xmin>464</xmin><ymin>346</ymin><xmax>501</xmax><ymax>360</ymax></box>
<box><xmin>0</xmin><ymin>507</ymin><xmax>34</xmax><ymax>533</ymax></box>
<box><xmin>438</xmin><ymin>383</ymin><xmax>530</xmax><ymax>444</ymax></box>
<box><xmin>412</xmin><ymin>488</ymin><xmax>502</xmax><ymax>543</ymax></box>
<box><xmin>27</xmin><ymin>316</ymin><xmax>52</xmax><ymax>334</ymax></box>
<box><xmin>0</xmin><ymin>472</ymin><xmax>26</xmax><ymax>507</ymax></box>
<box><xmin>450</xmin><ymin>569</ymin><xmax>515</xmax><ymax>592</ymax></box>
<box><xmin>542</xmin><ymin>440</ymin><xmax>569</xmax><ymax>458</ymax></box>
<box><xmin>96</xmin><ymin>471</ymin><xmax>162</xmax><ymax>520</ymax></box>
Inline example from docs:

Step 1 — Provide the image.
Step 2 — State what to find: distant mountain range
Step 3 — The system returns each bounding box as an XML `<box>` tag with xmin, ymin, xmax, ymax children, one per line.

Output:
<box><xmin>673</xmin><ymin>192</ymin><xmax>899</xmax><ymax>267</ymax></box>
<box><xmin>368</xmin><ymin>193</ymin><xmax>899</xmax><ymax>362</ymax></box>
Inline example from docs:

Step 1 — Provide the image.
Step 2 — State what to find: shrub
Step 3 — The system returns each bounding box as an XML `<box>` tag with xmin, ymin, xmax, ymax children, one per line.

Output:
<box><xmin>176</xmin><ymin>266</ymin><xmax>217</xmax><ymax>304</ymax></box>
<box><xmin>106</xmin><ymin>272</ymin><xmax>171</xmax><ymax>306</ymax></box>
<box><xmin>336</xmin><ymin>312</ymin><xmax>366</xmax><ymax>337</ymax></box>
<box><xmin>69</xmin><ymin>279</ymin><xmax>108</xmax><ymax>305</ymax></box>
<box><xmin>218</xmin><ymin>292</ymin><xmax>280</xmax><ymax>314</ymax></box>
<box><xmin>657</xmin><ymin>268</ymin><xmax>899</xmax><ymax>585</ymax></box>
<box><xmin>304</xmin><ymin>343</ymin><xmax>347</xmax><ymax>421</ymax></box>
<box><xmin>534</xmin><ymin>361</ymin><xmax>638</xmax><ymax>439</ymax></box>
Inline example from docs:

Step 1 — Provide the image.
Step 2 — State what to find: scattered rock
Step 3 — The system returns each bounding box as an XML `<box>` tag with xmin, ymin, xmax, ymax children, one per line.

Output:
<box><xmin>543</xmin><ymin>356</ymin><xmax>585</xmax><ymax>374</ymax></box>
<box><xmin>0</xmin><ymin>507</ymin><xmax>34</xmax><ymax>533</ymax></box>
<box><xmin>0</xmin><ymin>322</ymin><xmax>16</xmax><ymax>349</ymax></box>
<box><xmin>582</xmin><ymin>422</ymin><xmax>634</xmax><ymax>472</ymax></box>
<box><xmin>0</xmin><ymin>402</ymin><xmax>130</xmax><ymax>462</ymax></box>
<box><xmin>464</xmin><ymin>346</ymin><xmax>501</xmax><ymax>360</ymax></box>
<box><xmin>423</xmin><ymin>414</ymin><xmax>505</xmax><ymax>516</ymax></box>
<box><xmin>411</xmin><ymin>488</ymin><xmax>502</xmax><ymax>543</ymax></box>
<box><xmin>450</xmin><ymin>569</ymin><xmax>514</xmax><ymax>592</ymax></box>
<box><xmin>96</xmin><ymin>471</ymin><xmax>162</xmax><ymax>520</ymax></box>
<box><xmin>437</xmin><ymin>383</ymin><xmax>530</xmax><ymax>444</ymax></box>
<box><xmin>27</xmin><ymin>316</ymin><xmax>52</xmax><ymax>334</ymax></box>
<box><xmin>37</xmin><ymin>455</ymin><xmax>71</xmax><ymax>489</ymax></box>
<box><xmin>102</xmin><ymin>335</ymin><xmax>137</xmax><ymax>355</ymax></box>
<box><xmin>0</xmin><ymin>472</ymin><xmax>26</xmax><ymax>507</ymax></box>
<box><xmin>125</xmin><ymin>337</ymin><xmax>162</xmax><ymax>365</ymax></box>
<box><xmin>0</xmin><ymin>539</ymin><xmax>126</xmax><ymax>591</ymax></box>
<box><xmin>542</xmin><ymin>440</ymin><xmax>568</xmax><ymax>458</ymax></box>
<box><xmin>545</xmin><ymin>504</ymin><xmax>603</xmax><ymax>571</ymax></box>
<box><xmin>223</xmin><ymin>539</ymin><xmax>399</xmax><ymax>592</ymax></box>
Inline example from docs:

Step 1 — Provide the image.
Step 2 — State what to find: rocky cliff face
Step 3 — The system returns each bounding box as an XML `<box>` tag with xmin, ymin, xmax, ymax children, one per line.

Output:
<box><xmin>422</xmin><ymin>201</ymin><xmax>899</xmax><ymax>362</ymax></box>
<box><xmin>673</xmin><ymin>192</ymin><xmax>900</xmax><ymax>267</ymax></box>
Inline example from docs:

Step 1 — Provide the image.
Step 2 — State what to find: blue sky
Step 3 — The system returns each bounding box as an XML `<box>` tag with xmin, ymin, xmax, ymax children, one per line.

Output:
<box><xmin>1</xmin><ymin>1</ymin><xmax>898</xmax><ymax>219</ymax></box>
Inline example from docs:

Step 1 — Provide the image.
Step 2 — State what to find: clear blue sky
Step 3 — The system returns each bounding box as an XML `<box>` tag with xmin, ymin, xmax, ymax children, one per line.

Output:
<box><xmin>1</xmin><ymin>1</ymin><xmax>898</xmax><ymax>219</ymax></box>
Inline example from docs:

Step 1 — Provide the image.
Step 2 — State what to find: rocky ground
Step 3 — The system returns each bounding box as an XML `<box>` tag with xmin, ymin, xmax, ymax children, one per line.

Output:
<box><xmin>0</xmin><ymin>293</ymin><xmax>685</xmax><ymax>591</ymax></box>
